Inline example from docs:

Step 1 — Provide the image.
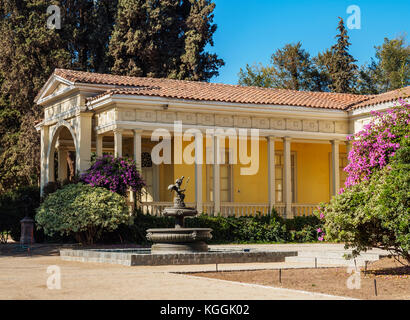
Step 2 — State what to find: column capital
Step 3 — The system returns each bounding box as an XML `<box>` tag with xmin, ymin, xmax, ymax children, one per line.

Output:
<box><xmin>133</xmin><ymin>129</ymin><xmax>143</xmax><ymax>134</ymax></box>
<box><xmin>283</xmin><ymin>136</ymin><xmax>292</xmax><ymax>142</ymax></box>
<box><xmin>75</xmin><ymin>109</ymin><xmax>94</xmax><ymax>118</ymax></box>
<box><xmin>113</xmin><ymin>128</ymin><xmax>124</xmax><ymax>134</ymax></box>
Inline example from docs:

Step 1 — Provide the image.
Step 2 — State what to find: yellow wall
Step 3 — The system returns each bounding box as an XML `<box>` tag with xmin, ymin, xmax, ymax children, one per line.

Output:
<box><xmin>153</xmin><ymin>138</ymin><xmax>346</xmax><ymax>205</ymax></box>
<box><xmin>232</xmin><ymin>139</ymin><xmax>269</xmax><ymax>203</ymax></box>
<box><xmin>159</xmin><ymin>164</ymin><xmax>174</xmax><ymax>202</ymax></box>
<box><xmin>291</xmin><ymin>142</ymin><xmax>331</xmax><ymax>204</ymax></box>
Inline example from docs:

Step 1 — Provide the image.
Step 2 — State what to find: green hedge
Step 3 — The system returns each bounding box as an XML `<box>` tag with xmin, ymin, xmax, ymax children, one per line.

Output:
<box><xmin>0</xmin><ymin>184</ymin><xmax>323</xmax><ymax>245</ymax></box>
<box><xmin>0</xmin><ymin>186</ymin><xmax>41</xmax><ymax>242</ymax></box>
<box><xmin>100</xmin><ymin>210</ymin><xmax>323</xmax><ymax>244</ymax></box>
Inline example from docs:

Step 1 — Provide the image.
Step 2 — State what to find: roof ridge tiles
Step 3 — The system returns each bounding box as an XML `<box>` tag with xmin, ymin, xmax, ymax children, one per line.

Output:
<box><xmin>51</xmin><ymin>69</ymin><xmax>408</xmax><ymax>110</ymax></box>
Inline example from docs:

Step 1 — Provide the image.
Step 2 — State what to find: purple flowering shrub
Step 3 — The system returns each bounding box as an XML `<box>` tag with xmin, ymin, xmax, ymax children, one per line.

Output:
<box><xmin>81</xmin><ymin>155</ymin><xmax>145</xmax><ymax>196</ymax></box>
<box><xmin>343</xmin><ymin>99</ymin><xmax>410</xmax><ymax>189</ymax></box>
<box><xmin>315</xmin><ymin>99</ymin><xmax>410</xmax><ymax>261</ymax></box>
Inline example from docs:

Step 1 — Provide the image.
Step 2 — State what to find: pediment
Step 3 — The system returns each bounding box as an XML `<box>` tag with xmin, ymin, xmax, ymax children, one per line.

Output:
<box><xmin>35</xmin><ymin>74</ymin><xmax>75</xmax><ymax>105</ymax></box>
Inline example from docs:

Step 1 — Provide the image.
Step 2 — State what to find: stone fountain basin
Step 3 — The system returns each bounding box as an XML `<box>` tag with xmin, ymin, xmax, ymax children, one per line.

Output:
<box><xmin>162</xmin><ymin>207</ymin><xmax>197</xmax><ymax>216</ymax></box>
<box><xmin>146</xmin><ymin>228</ymin><xmax>212</xmax><ymax>243</ymax></box>
<box><xmin>60</xmin><ymin>248</ymin><xmax>298</xmax><ymax>266</ymax></box>
<box><xmin>146</xmin><ymin>228</ymin><xmax>213</xmax><ymax>253</ymax></box>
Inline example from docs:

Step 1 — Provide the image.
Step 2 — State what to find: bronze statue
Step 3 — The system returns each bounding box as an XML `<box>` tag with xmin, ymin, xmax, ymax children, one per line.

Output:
<box><xmin>147</xmin><ymin>175</ymin><xmax>213</xmax><ymax>252</ymax></box>
<box><xmin>168</xmin><ymin>176</ymin><xmax>190</xmax><ymax>208</ymax></box>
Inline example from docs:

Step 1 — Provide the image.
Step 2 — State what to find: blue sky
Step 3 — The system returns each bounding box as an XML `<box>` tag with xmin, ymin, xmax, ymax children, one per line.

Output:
<box><xmin>208</xmin><ymin>0</ymin><xmax>409</xmax><ymax>84</ymax></box>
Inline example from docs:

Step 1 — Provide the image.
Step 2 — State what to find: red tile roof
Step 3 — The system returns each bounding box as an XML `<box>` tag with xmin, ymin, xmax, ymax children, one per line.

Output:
<box><xmin>52</xmin><ymin>69</ymin><xmax>408</xmax><ymax>110</ymax></box>
<box><xmin>347</xmin><ymin>86</ymin><xmax>410</xmax><ymax>110</ymax></box>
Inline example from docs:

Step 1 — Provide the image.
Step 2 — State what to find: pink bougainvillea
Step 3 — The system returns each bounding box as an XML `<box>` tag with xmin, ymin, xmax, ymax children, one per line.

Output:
<box><xmin>344</xmin><ymin>99</ymin><xmax>410</xmax><ymax>188</ymax></box>
<box><xmin>316</xmin><ymin>99</ymin><xmax>409</xmax><ymax>242</ymax></box>
<box><xmin>81</xmin><ymin>155</ymin><xmax>145</xmax><ymax>196</ymax></box>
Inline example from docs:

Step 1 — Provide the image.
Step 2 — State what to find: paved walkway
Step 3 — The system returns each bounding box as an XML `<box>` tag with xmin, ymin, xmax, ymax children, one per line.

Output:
<box><xmin>0</xmin><ymin>244</ymin><xmax>366</xmax><ymax>300</ymax></box>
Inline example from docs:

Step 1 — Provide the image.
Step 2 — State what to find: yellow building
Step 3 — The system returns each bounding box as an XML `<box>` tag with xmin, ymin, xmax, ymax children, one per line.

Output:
<box><xmin>35</xmin><ymin>69</ymin><xmax>410</xmax><ymax>218</ymax></box>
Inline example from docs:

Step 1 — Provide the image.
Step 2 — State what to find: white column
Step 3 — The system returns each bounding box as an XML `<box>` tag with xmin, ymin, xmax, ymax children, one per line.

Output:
<box><xmin>57</xmin><ymin>148</ymin><xmax>68</xmax><ymax>182</ymax></box>
<box><xmin>75</xmin><ymin>112</ymin><xmax>93</xmax><ymax>173</ymax></box>
<box><xmin>40</xmin><ymin>126</ymin><xmax>50</xmax><ymax>196</ymax></box>
<box><xmin>283</xmin><ymin>137</ymin><xmax>292</xmax><ymax>219</ymax></box>
<box><xmin>195</xmin><ymin>132</ymin><xmax>203</xmax><ymax>213</ymax></box>
<box><xmin>114</xmin><ymin>129</ymin><xmax>123</xmax><ymax>158</ymax></box>
<box><xmin>267</xmin><ymin>136</ymin><xmax>276</xmax><ymax>213</ymax></box>
<box><xmin>47</xmin><ymin>147</ymin><xmax>55</xmax><ymax>183</ymax></box>
<box><xmin>213</xmin><ymin>135</ymin><xmax>221</xmax><ymax>216</ymax></box>
<box><xmin>133</xmin><ymin>130</ymin><xmax>142</xmax><ymax>172</ymax></box>
<box><xmin>331</xmin><ymin>140</ymin><xmax>340</xmax><ymax>196</ymax></box>
<box><xmin>96</xmin><ymin>134</ymin><xmax>103</xmax><ymax>157</ymax></box>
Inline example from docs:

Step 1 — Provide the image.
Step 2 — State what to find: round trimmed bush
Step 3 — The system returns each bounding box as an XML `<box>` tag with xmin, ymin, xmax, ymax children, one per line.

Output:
<box><xmin>36</xmin><ymin>183</ymin><xmax>130</xmax><ymax>245</ymax></box>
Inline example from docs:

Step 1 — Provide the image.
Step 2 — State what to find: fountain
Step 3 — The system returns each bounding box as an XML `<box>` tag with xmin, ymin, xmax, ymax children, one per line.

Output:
<box><xmin>146</xmin><ymin>176</ymin><xmax>213</xmax><ymax>253</ymax></box>
<box><xmin>60</xmin><ymin>177</ymin><xmax>298</xmax><ymax>265</ymax></box>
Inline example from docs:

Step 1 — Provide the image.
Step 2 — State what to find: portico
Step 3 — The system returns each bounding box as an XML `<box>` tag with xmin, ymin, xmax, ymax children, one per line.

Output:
<box><xmin>35</xmin><ymin>69</ymin><xmax>409</xmax><ymax>218</ymax></box>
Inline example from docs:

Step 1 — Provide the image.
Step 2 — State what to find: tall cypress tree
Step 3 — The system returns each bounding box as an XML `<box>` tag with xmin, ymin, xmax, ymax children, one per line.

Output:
<box><xmin>109</xmin><ymin>0</ymin><xmax>224</xmax><ymax>81</ymax></box>
<box><xmin>325</xmin><ymin>17</ymin><xmax>358</xmax><ymax>93</ymax></box>
<box><xmin>0</xmin><ymin>0</ymin><xmax>70</xmax><ymax>190</ymax></box>
<box><xmin>60</xmin><ymin>0</ymin><xmax>118</xmax><ymax>72</ymax></box>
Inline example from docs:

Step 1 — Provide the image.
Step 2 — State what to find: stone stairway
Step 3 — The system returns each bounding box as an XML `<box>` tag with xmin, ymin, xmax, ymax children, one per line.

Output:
<box><xmin>285</xmin><ymin>249</ymin><xmax>387</xmax><ymax>267</ymax></box>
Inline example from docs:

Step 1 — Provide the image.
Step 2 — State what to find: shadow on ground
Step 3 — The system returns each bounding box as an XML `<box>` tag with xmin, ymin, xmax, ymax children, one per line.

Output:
<box><xmin>368</xmin><ymin>265</ymin><xmax>410</xmax><ymax>276</ymax></box>
<box><xmin>0</xmin><ymin>243</ymin><xmax>150</xmax><ymax>257</ymax></box>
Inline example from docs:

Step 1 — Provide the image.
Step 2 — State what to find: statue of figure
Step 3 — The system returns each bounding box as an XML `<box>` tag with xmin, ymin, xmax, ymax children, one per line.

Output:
<box><xmin>168</xmin><ymin>176</ymin><xmax>190</xmax><ymax>208</ymax></box>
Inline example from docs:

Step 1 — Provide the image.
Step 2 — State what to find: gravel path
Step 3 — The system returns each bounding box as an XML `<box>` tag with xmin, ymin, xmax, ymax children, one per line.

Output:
<box><xmin>0</xmin><ymin>244</ymin><xmax>356</xmax><ymax>300</ymax></box>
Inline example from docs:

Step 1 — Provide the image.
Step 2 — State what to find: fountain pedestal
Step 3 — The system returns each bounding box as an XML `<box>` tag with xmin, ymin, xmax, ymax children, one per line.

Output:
<box><xmin>146</xmin><ymin>177</ymin><xmax>213</xmax><ymax>253</ymax></box>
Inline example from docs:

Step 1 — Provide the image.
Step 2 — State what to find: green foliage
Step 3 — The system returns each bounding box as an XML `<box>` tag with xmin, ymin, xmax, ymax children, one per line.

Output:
<box><xmin>0</xmin><ymin>0</ymin><xmax>224</xmax><ymax>193</ymax></box>
<box><xmin>286</xmin><ymin>216</ymin><xmax>323</xmax><ymax>243</ymax></box>
<box><xmin>101</xmin><ymin>211</ymin><xmax>175</xmax><ymax>244</ymax></box>
<box><xmin>374</xmin><ymin>36</ymin><xmax>410</xmax><ymax>91</ymax></box>
<box><xmin>321</xmin><ymin>161</ymin><xmax>410</xmax><ymax>263</ymax></box>
<box><xmin>60</xmin><ymin>0</ymin><xmax>119</xmax><ymax>72</ymax></box>
<box><xmin>358</xmin><ymin>36</ymin><xmax>410</xmax><ymax>94</ymax></box>
<box><xmin>320</xmin><ymin>113</ymin><xmax>410</xmax><ymax>263</ymax></box>
<box><xmin>238</xmin><ymin>42</ymin><xmax>330</xmax><ymax>92</ymax></box>
<box><xmin>187</xmin><ymin>213</ymin><xmax>289</xmax><ymax>243</ymax></box>
<box><xmin>101</xmin><ymin>210</ymin><xmax>321</xmax><ymax>244</ymax></box>
<box><xmin>395</xmin><ymin>138</ymin><xmax>410</xmax><ymax>164</ymax></box>
<box><xmin>0</xmin><ymin>0</ymin><xmax>70</xmax><ymax>192</ymax></box>
<box><xmin>238</xmin><ymin>18</ymin><xmax>361</xmax><ymax>93</ymax></box>
<box><xmin>317</xmin><ymin>18</ymin><xmax>358</xmax><ymax>93</ymax></box>
<box><xmin>238</xmin><ymin>63</ymin><xmax>276</xmax><ymax>88</ymax></box>
<box><xmin>108</xmin><ymin>0</ymin><xmax>224</xmax><ymax>81</ymax></box>
<box><xmin>0</xmin><ymin>186</ymin><xmax>41</xmax><ymax>242</ymax></box>
<box><xmin>36</xmin><ymin>183</ymin><xmax>130</xmax><ymax>245</ymax></box>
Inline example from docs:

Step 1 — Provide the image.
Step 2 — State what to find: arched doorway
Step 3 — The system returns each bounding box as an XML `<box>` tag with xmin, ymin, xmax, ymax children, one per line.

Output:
<box><xmin>46</xmin><ymin>121</ymin><xmax>78</xmax><ymax>185</ymax></box>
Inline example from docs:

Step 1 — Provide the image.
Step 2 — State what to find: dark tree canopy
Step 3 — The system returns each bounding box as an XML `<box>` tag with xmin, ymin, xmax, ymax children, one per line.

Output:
<box><xmin>59</xmin><ymin>0</ymin><xmax>119</xmax><ymax>73</ymax></box>
<box><xmin>239</xmin><ymin>42</ymin><xmax>330</xmax><ymax>92</ymax></box>
<box><xmin>358</xmin><ymin>36</ymin><xmax>410</xmax><ymax>94</ymax></box>
<box><xmin>318</xmin><ymin>17</ymin><xmax>358</xmax><ymax>93</ymax></box>
<box><xmin>0</xmin><ymin>0</ymin><xmax>70</xmax><ymax>191</ymax></box>
<box><xmin>109</xmin><ymin>0</ymin><xmax>224</xmax><ymax>81</ymax></box>
<box><xmin>0</xmin><ymin>0</ymin><xmax>223</xmax><ymax>192</ymax></box>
